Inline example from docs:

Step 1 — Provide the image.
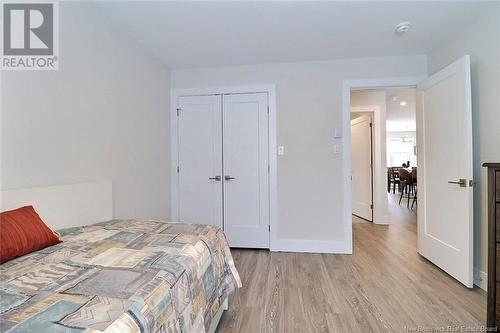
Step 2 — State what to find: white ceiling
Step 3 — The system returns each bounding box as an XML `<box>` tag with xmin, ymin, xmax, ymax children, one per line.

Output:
<box><xmin>91</xmin><ymin>1</ymin><xmax>494</xmax><ymax>69</ymax></box>
<box><xmin>385</xmin><ymin>87</ymin><xmax>416</xmax><ymax>132</ymax></box>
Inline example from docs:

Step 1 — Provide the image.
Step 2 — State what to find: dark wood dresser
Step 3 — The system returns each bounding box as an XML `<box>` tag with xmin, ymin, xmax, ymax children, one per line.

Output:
<box><xmin>485</xmin><ymin>163</ymin><xmax>500</xmax><ymax>328</ymax></box>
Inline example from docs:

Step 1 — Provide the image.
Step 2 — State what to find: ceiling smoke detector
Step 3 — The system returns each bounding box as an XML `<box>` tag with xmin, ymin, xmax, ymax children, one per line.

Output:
<box><xmin>395</xmin><ymin>22</ymin><xmax>411</xmax><ymax>33</ymax></box>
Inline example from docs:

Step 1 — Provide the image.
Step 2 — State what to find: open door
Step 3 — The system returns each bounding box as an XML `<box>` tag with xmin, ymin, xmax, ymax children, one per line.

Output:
<box><xmin>351</xmin><ymin>115</ymin><xmax>373</xmax><ymax>222</ymax></box>
<box><xmin>416</xmin><ymin>55</ymin><xmax>473</xmax><ymax>287</ymax></box>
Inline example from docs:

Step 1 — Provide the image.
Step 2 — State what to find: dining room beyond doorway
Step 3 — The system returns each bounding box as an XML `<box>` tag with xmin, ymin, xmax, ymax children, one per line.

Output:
<box><xmin>385</xmin><ymin>87</ymin><xmax>417</xmax><ymax>211</ymax></box>
<box><xmin>350</xmin><ymin>86</ymin><xmax>417</xmax><ymax>227</ymax></box>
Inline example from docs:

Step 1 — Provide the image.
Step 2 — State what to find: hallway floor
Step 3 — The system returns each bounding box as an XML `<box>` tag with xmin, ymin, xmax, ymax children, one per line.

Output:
<box><xmin>217</xmin><ymin>193</ymin><xmax>485</xmax><ymax>332</ymax></box>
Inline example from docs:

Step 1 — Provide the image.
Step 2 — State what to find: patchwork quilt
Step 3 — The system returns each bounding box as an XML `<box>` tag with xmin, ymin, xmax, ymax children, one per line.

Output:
<box><xmin>0</xmin><ymin>219</ymin><xmax>241</xmax><ymax>333</ymax></box>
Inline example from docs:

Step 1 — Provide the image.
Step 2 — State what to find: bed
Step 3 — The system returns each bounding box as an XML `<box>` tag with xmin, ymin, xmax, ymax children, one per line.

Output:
<box><xmin>0</xmin><ymin>182</ymin><xmax>241</xmax><ymax>333</ymax></box>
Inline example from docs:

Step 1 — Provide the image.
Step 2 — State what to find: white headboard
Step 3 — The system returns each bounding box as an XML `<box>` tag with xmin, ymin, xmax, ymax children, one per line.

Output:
<box><xmin>1</xmin><ymin>181</ymin><xmax>112</xmax><ymax>230</ymax></box>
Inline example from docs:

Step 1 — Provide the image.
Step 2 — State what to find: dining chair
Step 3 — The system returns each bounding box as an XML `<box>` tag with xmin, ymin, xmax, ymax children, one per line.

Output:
<box><xmin>399</xmin><ymin>168</ymin><xmax>414</xmax><ymax>208</ymax></box>
<box><xmin>411</xmin><ymin>167</ymin><xmax>417</xmax><ymax>209</ymax></box>
<box><xmin>411</xmin><ymin>189</ymin><xmax>417</xmax><ymax>209</ymax></box>
<box><xmin>390</xmin><ymin>167</ymin><xmax>401</xmax><ymax>193</ymax></box>
<box><xmin>387</xmin><ymin>168</ymin><xmax>392</xmax><ymax>192</ymax></box>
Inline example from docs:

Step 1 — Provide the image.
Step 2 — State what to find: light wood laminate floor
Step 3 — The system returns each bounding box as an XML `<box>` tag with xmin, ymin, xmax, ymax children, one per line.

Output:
<box><xmin>216</xmin><ymin>194</ymin><xmax>485</xmax><ymax>332</ymax></box>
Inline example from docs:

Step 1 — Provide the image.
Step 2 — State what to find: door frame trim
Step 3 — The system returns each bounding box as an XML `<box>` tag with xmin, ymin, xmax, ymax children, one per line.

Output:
<box><xmin>170</xmin><ymin>85</ymin><xmax>277</xmax><ymax>249</ymax></box>
<box><xmin>342</xmin><ymin>76</ymin><xmax>424</xmax><ymax>253</ymax></box>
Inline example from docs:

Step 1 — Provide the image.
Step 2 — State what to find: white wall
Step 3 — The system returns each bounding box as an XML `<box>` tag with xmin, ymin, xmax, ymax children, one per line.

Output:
<box><xmin>351</xmin><ymin>90</ymin><xmax>387</xmax><ymax>110</ymax></box>
<box><xmin>172</xmin><ymin>55</ymin><xmax>426</xmax><ymax>250</ymax></box>
<box><xmin>350</xmin><ymin>112</ymin><xmax>371</xmax><ymax>120</ymax></box>
<box><xmin>385</xmin><ymin>87</ymin><xmax>416</xmax><ymax>132</ymax></box>
<box><xmin>0</xmin><ymin>2</ymin><xmax>171</xmax><ymax>220</ymax></box>
<box><xmin>427</xmin><ymin>6</ymin><xmax>500</xmax><ymax>277</ymax></box>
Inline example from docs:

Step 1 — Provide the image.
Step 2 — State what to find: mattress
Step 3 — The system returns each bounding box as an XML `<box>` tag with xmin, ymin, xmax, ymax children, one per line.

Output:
<box><xmin>0</xmin><ymin>219</ymin><xmax>241</xmax><ymax>332</ymax></box>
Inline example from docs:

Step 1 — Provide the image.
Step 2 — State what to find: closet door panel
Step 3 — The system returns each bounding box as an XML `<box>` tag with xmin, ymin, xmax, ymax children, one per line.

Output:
<box><xmin>177</xmin><ymin>95</ymin><xmax>223</xmax><ymax>228</ymax></box>
<box><xmin>223</xmin><ymin>93</ymin><xmax>270</xmax><ymax>248</ymax></box>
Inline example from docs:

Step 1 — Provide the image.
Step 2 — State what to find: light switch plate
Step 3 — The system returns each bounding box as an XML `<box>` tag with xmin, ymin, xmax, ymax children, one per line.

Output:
<box><xmin>334</xmin><ymin>127</ymin><xmax>342</xmax><ymax>139</ymax></box>
<box><xmin>278</xmin><ymin>146</ymin><xmax>285</xmax><ymax>156</ymax></box>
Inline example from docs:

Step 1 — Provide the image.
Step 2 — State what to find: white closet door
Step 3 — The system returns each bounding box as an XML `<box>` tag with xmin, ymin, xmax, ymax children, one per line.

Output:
<box><xmin>223</xmin><ymin>93</ymin><xmax>270</xmax><ymax>248</ymax></box>
<box><xmin>177</xmin><ymin>95</ymin><xmax>223</xmax><ymax>228</ymax></box>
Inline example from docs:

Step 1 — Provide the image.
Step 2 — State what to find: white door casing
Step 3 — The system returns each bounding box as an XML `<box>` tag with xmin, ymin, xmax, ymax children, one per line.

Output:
<box><xmin>351</xmin><ymin>115</ymin><xmax>373</xmax><ymax>221</ymax></box>
<box><xmin>177</xmin><ymin>95</ymin><xmax>223</xmax><ymax>228</ymax></box>
<box><xmin>222</xmin><ymin>93</ymin><xmax>270</xmax><ymax>248</ymax></box>
<box><xmin>417</xmin><ymin>55</ymin><xmax>473</xmax><ymax>287</ymax></box>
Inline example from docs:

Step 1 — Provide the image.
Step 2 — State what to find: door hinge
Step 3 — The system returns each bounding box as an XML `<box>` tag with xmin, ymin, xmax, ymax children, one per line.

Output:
<box><xmin>268</xmin><ymin>225</ymin><xmax>270</xmax><ymax>232</ymax></box>
<box><xmin>176</xmin><ymin>165</ymin><xmax>180</xmax><ymax>173</ymax></box>
<box><xmin>369</xmin><ymin>123</ymin><xmax>372</xmax><ymax>128</ymax></box>
<box><xmin>176</xmin><ymin>108</ymin><xmax>181</xmax><ymax>116</ymax></box>
<box><xmin>267</xmin><ymin>106</ymin><xmax>269</xmax><ymax>114</ymax></box>
<box><xmin>370</xmin><ymin>204</ymin><xmax>373</xmax><ymax>209</ymax></box>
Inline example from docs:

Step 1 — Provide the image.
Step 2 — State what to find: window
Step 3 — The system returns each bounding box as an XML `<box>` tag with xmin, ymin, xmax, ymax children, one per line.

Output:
<box><xmin>387</xmin><ymin>134</ymin><xmax>417</xmax><ymax>167</ymax></box>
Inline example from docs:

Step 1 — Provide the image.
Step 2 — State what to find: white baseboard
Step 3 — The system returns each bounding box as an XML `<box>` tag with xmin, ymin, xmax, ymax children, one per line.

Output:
<box><xmin>473</xmin><ymin>267</ymin><xmax>487</xmax><ymax>291</ymax></box>
<box><xmin>270</xmin><ymin>239</ymin><xmax>351</xmax><ymax>254</ymax></box>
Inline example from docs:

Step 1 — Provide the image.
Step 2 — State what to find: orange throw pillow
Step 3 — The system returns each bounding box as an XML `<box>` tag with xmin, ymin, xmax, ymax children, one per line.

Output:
<box><xmin>0</xmin><ymin>206</ymin><xmax>61</xmax><ymax>264</ymax></box>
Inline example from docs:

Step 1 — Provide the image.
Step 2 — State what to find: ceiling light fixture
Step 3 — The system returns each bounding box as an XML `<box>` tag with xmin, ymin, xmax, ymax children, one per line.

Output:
<box><xmin>395</xmin><ymin>22</ymin><xmax>411</xmax><ymax>33</ymax></box>
<box><xmin>400</xmin><ymin>101</ymin><xmax>407</xmax><ymax>106</ymax></box>
<box><xmin>391</xmin><ymin>96</ymin><xmax>399</xmax><ymax>102</ymax></box>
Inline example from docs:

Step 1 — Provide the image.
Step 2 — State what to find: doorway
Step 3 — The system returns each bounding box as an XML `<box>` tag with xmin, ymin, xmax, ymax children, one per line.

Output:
<box><xmin>350</xmin><ymin>114</ymin><xmax>374</xmax><ymax>222</ymax></box>
<box><xmin>349</xmin><ymin>87</ymin><xmax>417</xmax><ymax>228</ymax></box>
<box><xmin>348</xmin><ymin>89</ymin><xmax>389</xmax><ymax>226</ymax></box>
<box><xmin>344</xmin><ymin>56</ymin><xmax>474</xmax><ymax>288</ymax></box>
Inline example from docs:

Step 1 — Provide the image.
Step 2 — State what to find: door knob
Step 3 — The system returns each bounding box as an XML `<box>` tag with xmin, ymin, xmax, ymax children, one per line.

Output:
<box><xmin>209</xmin><ymin>176</ymin><xmax>221</xmax><ymax>181</ymax></box>
<box><xmin>224</xmin><ymin>175</ymin><xmax>235</xmax><ymax>181</ymax></box>
<box><xmin>447</xmin><ymin>179</ymin><xmax>467</xmax><ymax>187</ymax></box>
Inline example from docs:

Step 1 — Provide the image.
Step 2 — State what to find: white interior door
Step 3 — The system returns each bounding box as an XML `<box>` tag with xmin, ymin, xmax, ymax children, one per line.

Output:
<box><xmin>351</xmin><ymin>115</ymin><xmax>373</xmax><ymax>221</ymax></box>
<box><xmin>177</xmin><ymin>95</ymin><xmax>223</xmax><ymax>228</ymax></box>
<box><xmin>223</xmin><ymin>93</ymin><xmax>270</xmax><ymax>248</ymax></box>
<box><xmin>417</xmin><ymin>55</ymin><xmax>473</xmax><ymax>287</ymax></box>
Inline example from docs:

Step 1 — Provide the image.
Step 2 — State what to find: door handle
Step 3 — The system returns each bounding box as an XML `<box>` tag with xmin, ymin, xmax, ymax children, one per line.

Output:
<box><xmin>208</xmin><ymin>176</ymin><xmax>221</xmax><ymax>181</ymax></box>
<box><xmin>224</xmin><ymin>175</ymin><xmax>235</xmax><ymax>181</ymax></box>
<box><xmin>447</xmin><ymin>179</ymin><xmax>467</xmax><ymax>187</ymax></box>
